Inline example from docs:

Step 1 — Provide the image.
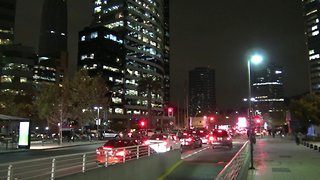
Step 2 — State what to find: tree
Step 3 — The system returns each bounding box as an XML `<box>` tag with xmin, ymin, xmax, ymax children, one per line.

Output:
<box><xmin>34</xmin><ymin>69</ymin><xmax>110</xmax><ymax>132</ymax></box>
<box><xmin>290</xmin><ymin>94</ymin><xmax>320</xmax><ymax>133</ymax></box>
<box><xmin>137</xmin><ymin>75</ymin><xmax>162</xmax><ymax>129</ymax></box>
<box><xmin>68</xmin><ymin>70</ymin><xmax>110</xmax><ymax>129</ymax></box>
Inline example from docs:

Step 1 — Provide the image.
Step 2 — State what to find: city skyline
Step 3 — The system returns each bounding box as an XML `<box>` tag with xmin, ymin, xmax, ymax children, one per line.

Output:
<box><xmin>14</xmin><ymin>0</ymin><xmax>309</xmax><ymax>109</ymax></box>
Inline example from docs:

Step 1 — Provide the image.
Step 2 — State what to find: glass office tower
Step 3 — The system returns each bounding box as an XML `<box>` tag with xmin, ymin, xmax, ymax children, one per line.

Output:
<box><xmin>87</xmin><ymin>0</ymin><xmax>169</xmax><ymax>128</ymax></box>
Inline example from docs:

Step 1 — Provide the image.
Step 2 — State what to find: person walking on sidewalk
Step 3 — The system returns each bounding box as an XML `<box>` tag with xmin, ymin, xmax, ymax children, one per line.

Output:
<box><xmin>295</xmin><ymin>132</ymin><xmax>302</xmax><ymax>145</ymax></box>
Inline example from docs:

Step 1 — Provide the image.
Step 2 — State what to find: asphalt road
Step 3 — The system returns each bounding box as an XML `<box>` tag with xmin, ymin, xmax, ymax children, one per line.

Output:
<box><xmin>166</xmin><ymin>139</ymin><xmax>246</xmax><ymax>180</ymax></box>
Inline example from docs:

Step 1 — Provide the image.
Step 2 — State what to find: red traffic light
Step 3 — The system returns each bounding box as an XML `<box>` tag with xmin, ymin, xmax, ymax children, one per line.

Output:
<box><xmin>168</xmin><ymin>108</ymin><xmax>173</xmax><ymax>113</ymax></box>
<box><xmin>254</xmin><ymin>116</ymin><xmax>262</xmax><ymax>124</ymax></box>
<box><xmin>209</xmin><ymin>116</ymin><xmax>215</xmax><ymax>121</ymax></box>
<box><xmin>140</xmin><ymin>121</ymin><xmax>146</xmax><ymax>127</ymax></box>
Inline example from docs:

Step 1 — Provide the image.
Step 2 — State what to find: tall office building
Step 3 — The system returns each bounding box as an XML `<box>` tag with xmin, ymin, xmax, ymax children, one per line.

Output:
<box><xmin>0</xmin><ymin>45</ymin><xmax>36</xmax><ymax>103</ymax></box>
<box><xmin>302</xmin><ymin>0</ymin><xmax>320</xmax><ymax>93</ymax></box>
<box><xmin>37</xmin><ymin>0</ymin><xmax>68</xmax><ymax>85</ymax></box>
<box><xmin>251</xmin><ymin>64</ymin><xmax>284</xmax><ymax>123</ymax></box>
<box><xmin>0</xmin><ymin>0</ymin><xmax>16</xmax><ymax>45</ymax></box>
<box><xmin>188</xmin><ymin>67</ymin><xmax>216</xmax><ymax>117</ymax></box>
<box><xmin>81</xmin><ymin>0</ymin><xmax>169</xmax><ymax>128</ymax></box>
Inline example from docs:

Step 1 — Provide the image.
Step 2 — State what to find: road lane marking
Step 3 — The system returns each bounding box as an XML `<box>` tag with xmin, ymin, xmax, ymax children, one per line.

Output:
<box><xmin>181</xmin><ymin>146</ymin><xmax>210</xmax><ymax>160</ymax></box>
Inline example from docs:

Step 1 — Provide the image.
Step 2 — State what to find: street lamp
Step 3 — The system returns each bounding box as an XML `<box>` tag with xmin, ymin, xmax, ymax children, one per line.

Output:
<box><xmin>94</xmin><ymin>106</ymin><xmax>102</xmax><ymax>138</ymax></box>
<box><xmin>247</xmin><ymin>53</ymin><xmax>263</xmax><ymax>170</ymax></box>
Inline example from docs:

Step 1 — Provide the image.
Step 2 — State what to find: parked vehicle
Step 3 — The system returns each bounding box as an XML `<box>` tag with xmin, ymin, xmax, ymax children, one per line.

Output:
<box><xmin>207</xmin><ymin>129</ymin><xmax>233</xmax><ymax>149</ymax></box>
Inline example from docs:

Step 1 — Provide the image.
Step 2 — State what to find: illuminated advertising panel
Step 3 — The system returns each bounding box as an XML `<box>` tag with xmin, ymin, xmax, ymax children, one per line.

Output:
<box><xmin>18</xmin><ymin>121</ymin><xmax>30</xmax><ymax>149</ymax></box>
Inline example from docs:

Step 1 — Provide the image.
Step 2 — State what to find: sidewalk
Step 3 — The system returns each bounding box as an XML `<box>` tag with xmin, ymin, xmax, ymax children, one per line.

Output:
<box><xmin>247</xmin><ymin>136</ymin><xmax>320</xmax><ymax>180</ymax></box>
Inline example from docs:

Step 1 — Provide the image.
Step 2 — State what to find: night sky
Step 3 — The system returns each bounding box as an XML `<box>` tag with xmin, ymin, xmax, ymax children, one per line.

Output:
<box><xmin>14</xmin><ymin>0</ymin><xmax>309</xmax><ymax>109</ymax></box>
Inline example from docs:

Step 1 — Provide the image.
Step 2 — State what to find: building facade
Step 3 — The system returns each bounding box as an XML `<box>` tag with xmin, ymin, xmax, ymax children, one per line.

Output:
<box><xmin>251</xmin><ymin>64</ymin><xmax>285</xmax><ymax>126</ymax></box>
<box><xmin>79</xmin><ymin>0</ymin><xmax>169</xmax><ymax>128</ymax></box>
<box><xmin>37</xmin><ymin>0</ymin><xmax>68</xmax><ymax>85</ymax></box>
<box><xmin>188</xmin><ymin>67</ymin><xmax>216</xmax><ymax>117</ymax></box>
<box><xmin>0</xmin><ymin>0</ymin><xmax>16</xmax><ymax>45</ymax></box>
<box><xmin>302</xmin><ymin>0</ymin><xmax>320</xmax><ymax>93</ymax></box>
<box><xmin>0</xmin><ymin>44</ymin><xmax>36</xmax><ymax>103</ymax></box>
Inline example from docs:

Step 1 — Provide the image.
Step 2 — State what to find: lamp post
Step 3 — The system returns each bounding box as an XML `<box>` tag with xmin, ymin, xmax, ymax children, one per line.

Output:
<box><xmin>247</xmin><ymin>54</ymin><xmax>263</xmax><ymax>170</ymax></box>
<box><xmin>94</xmin><ymin>106</ymin><xmax>102</xmax><ymax>138</ymax></box>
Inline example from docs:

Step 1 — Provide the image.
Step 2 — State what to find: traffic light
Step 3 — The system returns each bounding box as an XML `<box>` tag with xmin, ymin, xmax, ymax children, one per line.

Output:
<box><xmin>209</xmin><ymin>116</ymin><xmax>215</xmax><ymax>121</ymax></box>
<box><xmin>254</xmin><ymin>116</ymin><xmax>262</xmax><ymax>124</ymax></box>
<box><xmin>140</xmin><ymin>120</ymin><xmax>146</xmax><ymax>128</ymax></box>
<box><xmin>168</xmin><ymin>107</ymin><xmax>173</xmax><ymax>117</ymax></box>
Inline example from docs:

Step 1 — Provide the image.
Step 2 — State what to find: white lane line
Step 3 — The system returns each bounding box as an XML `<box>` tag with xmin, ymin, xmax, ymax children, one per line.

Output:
<box><xmin>181</xmin><ymin>146</ymin><xmax>210</xmax><ymax>160</ymax></box>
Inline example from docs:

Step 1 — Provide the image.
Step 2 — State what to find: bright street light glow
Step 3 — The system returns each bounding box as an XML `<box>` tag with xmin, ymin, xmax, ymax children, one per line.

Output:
<box><xmin>250</xmin><ymin>54</ymin><xmax>263</xmax><ymax>64</ymax></box>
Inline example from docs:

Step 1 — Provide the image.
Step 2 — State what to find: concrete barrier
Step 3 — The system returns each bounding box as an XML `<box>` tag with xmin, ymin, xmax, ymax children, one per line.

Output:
<box><xmin>57</xmin><ymin>150</ymin><xmax>181</xmax><ymax>180</ymax></box>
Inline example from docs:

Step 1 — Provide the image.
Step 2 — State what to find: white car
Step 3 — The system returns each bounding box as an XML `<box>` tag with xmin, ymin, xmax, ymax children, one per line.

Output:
<box><xmin>102</xmin><ymin>130</ymin><xmax>120</xmax><ymax>139</ymax></box>
<box><xmin>145</xmin><ymin>133</ymin><xmax>181</xmax><ymax>153</ymax></box>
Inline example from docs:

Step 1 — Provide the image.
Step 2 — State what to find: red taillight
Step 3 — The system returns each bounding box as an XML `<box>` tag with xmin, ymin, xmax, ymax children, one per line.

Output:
<box><xmin>128</xmin><ymin>132</ymin><xmax>132</xmax><ymax>137</ymax></box>
<box><xmin>186</xmin><ymin>138</ymin><xmax>193</xmax><ymax>142</ymax></box>
<box><xmin>183</xmin><ymin>133</ymin><xmax>188</xmax><ymax>135</ymax></box>
<box><xmin>200</xmin><ymin>130</ymin><xmax>204</xmax><ymax>133</ymax></box>
<box><xmin>209</xmin><ymin>136</ymin><xmax>214</xmax><ymax>141</ymax></box>
<box><xmin>144</xmin><ymin>140</ymin><xmax>150</xmax><ymax>145</ymax></box>
<box><xmin>227</xmin><ymin>137</ymin><xmax>231</xmax><ymax>141</ymax></box>
<box><xmin>218</xmin><ymin>130</ymin><xmax>222</xmax><ymax>133</ymax></box>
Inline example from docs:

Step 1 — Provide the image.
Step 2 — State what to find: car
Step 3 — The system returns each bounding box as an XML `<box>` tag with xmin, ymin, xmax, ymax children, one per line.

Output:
<box><xmin>193</xmin><ymin>129</ymin><xmax>210</xmax><ymax>144</ymax></box>
<box><xmin>145</xmin><ymin>133</ymin><xmax>181</xmax><ymax>153</ymax></box>
<box><xmin>96</xmin><ymin>139</ymin><xmax>138</xmax><ymax>164</ymax></box>
<box><xmin>180</xmin><ymin>132</ymin><xmax>202</xmax><ymax>148</ymax></box>
<box><xmin>101</xmin><ymin>130</ymin><xmax>120</xmax><ymax>139</ymax></box>
<box><xmin>207</xmin><ymin>129</ymin><xmax>233</xmax><ymax>149</ymax></box>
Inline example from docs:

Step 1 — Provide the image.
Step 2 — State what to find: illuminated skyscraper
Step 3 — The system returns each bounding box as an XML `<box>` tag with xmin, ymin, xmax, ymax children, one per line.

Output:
<box><xmin>0</xmin><ymin>0</ymin><xmax>16</xmax><ymax>45</ymax></box>
<box><xmin>80</xmin><ymin>0</ymin><xmax>169</xmax><ymax>128</ymax></box>
<box><xmin>302</xmin><ymin>0</ymin><xmax>320</xmax><ymax>93</ymax></box>
<box><xmin>251</xmin><ymin>64</ymin><xmax>284</xmax><ymax>117</ymax></box>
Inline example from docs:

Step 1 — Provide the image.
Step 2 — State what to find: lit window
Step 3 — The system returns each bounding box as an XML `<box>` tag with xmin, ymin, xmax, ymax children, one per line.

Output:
<box><xmin>312</xmin><ymin>30</ymin><xmax>319</xmax><ymax>36</ymax></box>
<box><xmin>115</xmin><ymin>108</ymin><xmax>124</xmax><ymax>114</ymax></box>
<box><xmin>112</xmin><ymin>97</ymin><xmax>122</xmax><ymax>103</ymax></box>
<box><xmin>81</xmin><ymin>36</ymin><xmax>86</xmax><ymax>41</ymax></box>
<box><xmin>109</xmin><ymin>77</ymin><xmax>113</xmax><ymax>81</ymax></box>
<box><xmin>312</xmin><ymin>25</ymin><xmax>318</xmax><ymax>31</ymax></box>
<box><xmin>20</xmin><ymin>77</ymin><xmax>27</xmax><ymax>83</ymax></box>
<box><xmin>90</xmin><ymin>32</ymin><xmax>98</xmax><ymax>39</ymax></box>
<box><xmin>309</xmin><ymin>50</ymin><xmax>315</xmax><ymax>55</ymax></box>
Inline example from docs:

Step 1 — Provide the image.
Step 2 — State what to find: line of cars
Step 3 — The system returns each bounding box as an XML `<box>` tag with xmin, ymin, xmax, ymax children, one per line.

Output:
<box><xmin>95</xmin><ymin>128</ymin><xmax>233</xmax><ymax>165</ymax></box>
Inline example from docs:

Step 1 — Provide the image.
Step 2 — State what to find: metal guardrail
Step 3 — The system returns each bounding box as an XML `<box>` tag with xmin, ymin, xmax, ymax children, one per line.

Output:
<box><xmin>215</xmin><ymin>141</ymin><xmax>250</xmax><ymax>180</ymax></box>
<box><xmin>0</xmin><ymin>144</ymin><xmax>159</xmax><ymax>180</ymax></box>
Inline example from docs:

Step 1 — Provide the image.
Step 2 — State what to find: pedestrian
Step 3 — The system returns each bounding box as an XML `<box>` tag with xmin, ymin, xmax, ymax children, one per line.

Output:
<box><xmin>295</xmin><ymin>133</ymin><xmax>300</xmax><ymax>145</ymax></box>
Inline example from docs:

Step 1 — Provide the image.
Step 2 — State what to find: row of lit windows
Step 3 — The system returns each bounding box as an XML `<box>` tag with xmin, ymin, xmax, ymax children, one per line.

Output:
<box><xmin>0</xmin><ymin>38</ymin><xmax>12</xmax><ymax>45</ymax></box>
<box><xmin>1</xmin><ymin>75</ymin><xmax>28</xmax><ymax>83</ymax></box>
<box><xmin>104</xmin><ymin>21</ymin><xmax>124</xmax><ymax>29</ymax></box>
<box><xmin>310</xmin><ymin>53</ymin><xmax>320</xmax><ymax>60</ymax></box>
<box><xmin>2</xmin><ymin>63</ymin><xmax>31</xmax><ymax>71</ymax></box>
<box><xmin>1</xmin><ymin>89</ymin><xmax>26</xmax><ymax>95</ymax></box>
<box><xmin>49</xmin><ymin>30</ymin><xmax>66</xmax><ymax>36</ymax></box>
<box><xmin>81</xmin><ymin>53</ymin><xmax>95</xmax><ymax>60</ymax></box>
<box><xmin>33</xmin><ymin>75</ymin><xmax>56</xmax><ymax>82</ymax></box>
<box><xmin>0</xmin><ymin>28</ymin><xmax>13</xmax><ymax>34</ymax></box>
<box><xmin>81</xmin><ymin>32</ymin><xmax>123</xmax><ymax>44</ymax></box>
<box><xmin>253</xmin><ymin>82</ymin><xmax>283</xmax><ymax>86</ymax></box>
<box><xmin>34</xmin><ymin>65</ymin><xmax>56</xmax><ymax>71</ymax></box>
